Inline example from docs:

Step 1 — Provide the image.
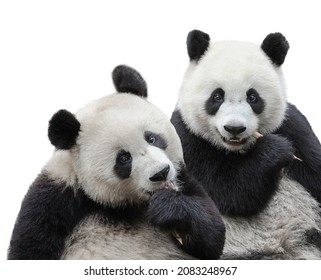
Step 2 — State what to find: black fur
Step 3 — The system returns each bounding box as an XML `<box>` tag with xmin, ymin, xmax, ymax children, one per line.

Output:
<box><xmin>114</xmin><ymin>150</ymin><xmax>132</xmax><ymax>179</ymax></box>
<box><xmin>8</xmin><ymin>173</ymin><xmax>147</xmax><ymax>259</ymax></box>
<box><xmin>205</xmin><ymin>88</ymin><xmax>225</xmax><ymax>115</ymax></box>
<box><xmin>148</xmin><ymin>163</ymin><xmax>225</xmax><ymax>259</ymax></box>
<box><xmin>276</xmin><ymin>103</ymin><xmax>321</xmax><ymax>204</ymax></box>
<box><xmin>9</xmin><ymin>166</ymin><xmax>226</xmax><ymax>260</ymax></box>
<box><xmin>246</xmin><ymin>88</ymin><xmax>265</xmax><ymax>114</ymax></box>
<box><xmin>9</xmin><ymin>169</ymin><xmax>226</xmax><ymax>260</ymax></box>
<box><xmin>187</xmin><ymin>30</ymin><xmax>210</xmax><ymax>61</ymax></box>
<box><xmin>112</xmin><ymin>65</ymin><xmax>147</xmax><ymax>97</ymax></box>
<box><xmin>261</xmin><ymin>32</ymin><xmax>289</xmax><ymax>66</ymax></box>
<box><xmin>48</xmin><ymin>109</ymin><xmax>80</xmax><ymax>150</ymax></box>
<box><xmin>171</xmin><ymin>110</ymin><xmax>294</xmax><ymax>216</ymax></box>
<box><xmin>306</xmin><ymin>228</ymin><xmax>321</xmax><ymax>251</ymax></box>
<box><xmin>8</xmin><ymin>174</ymin><xmax>97</xmax><ymax>259</ymax></box>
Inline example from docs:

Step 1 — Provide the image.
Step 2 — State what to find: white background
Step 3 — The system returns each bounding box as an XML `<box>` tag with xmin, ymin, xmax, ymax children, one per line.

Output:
<box><xmin>1</xmin><ymin>0</ymin><xmax>321</xmax><ymax>266</ymax></box>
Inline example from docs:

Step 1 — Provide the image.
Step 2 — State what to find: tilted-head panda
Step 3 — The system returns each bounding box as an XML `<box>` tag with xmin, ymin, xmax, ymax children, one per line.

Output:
<box><xmin>8</xmin><ymin>65</ymin><xmax>225</xmax><ymax>260</ymax></box>
<box><xmin>171</xmin><ymin>30</ymin><xmax>321</xmax><ymax>259</ymax></box>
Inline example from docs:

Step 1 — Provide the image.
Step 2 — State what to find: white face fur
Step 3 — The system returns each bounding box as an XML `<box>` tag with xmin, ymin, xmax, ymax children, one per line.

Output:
<box><xmin>178</xmin><ymin>40</ymin><xmax>287</xmax><ymax>152</ymax></box>
<box><xmin>45</xmin><ymin>94</ymin><xmax>184</xmax><ymax>207</ymax></box>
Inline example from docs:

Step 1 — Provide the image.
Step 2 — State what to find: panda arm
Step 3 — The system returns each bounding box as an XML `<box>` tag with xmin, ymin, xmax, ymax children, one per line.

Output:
<box><xmin>219</xmin><ymin>134</ymin><xmax>294</xmax><ymax>216</ymax></box>
<box><xmin>172</xmin><ymin>109</ymin><xmax>294</xmax><ymax>216</ymax></box>
<box><xmin>148</xmin><ymin>164</ymin><xmax>226</xmax><ymax>260</ymax></box>
<box><xmin>8</xmin><ymin>174</ymin><xmax>93</xmax><ymax>259</ymax></box>
<box><xmin>276</xmin><ymin>103</ymin><xmax>321</xmax><ymax>204</ymax></box>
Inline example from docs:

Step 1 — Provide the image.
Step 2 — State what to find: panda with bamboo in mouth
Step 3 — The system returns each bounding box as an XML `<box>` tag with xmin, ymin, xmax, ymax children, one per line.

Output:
<box><xmin>171</xmin><ymin>30</ymin><xmax>321</xmax><ymax>259</ymax></box>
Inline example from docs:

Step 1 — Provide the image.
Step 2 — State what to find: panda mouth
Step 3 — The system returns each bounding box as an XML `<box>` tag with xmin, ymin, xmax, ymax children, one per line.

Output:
<box><xmin>222</xmin><ymin>136</ymin><xmax>248</xmax><ymax>146</ymax></box>
<box><xmin>145</xmin><ymin>181</ymin><xmax>175</xmax><ymax>196</ymax></box>
<box><xmin>161</xmin><ymin>181</ymin><xmax>175</xmax><ymax>189</ymax></box>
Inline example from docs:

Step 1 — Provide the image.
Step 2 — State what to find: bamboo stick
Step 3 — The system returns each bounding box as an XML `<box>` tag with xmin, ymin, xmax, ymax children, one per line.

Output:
<box><xmin>252</xmin><ymin>131</ymin><xmax>303</xmax><ymax>162</ymax></box>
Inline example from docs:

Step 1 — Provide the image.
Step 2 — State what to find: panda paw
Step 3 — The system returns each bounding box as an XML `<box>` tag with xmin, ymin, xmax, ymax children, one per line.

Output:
<box><xmin>147</xmin><ymin>170</ymin><xmax>226</xmax><ymax>259</ymax></box>
<box><xmin>255</xmin><ymin>134</ymin><xmax>294</xmax><ymax>169</ymax></box>
<box><xmin>147</xmin><ymin>188</ymin><xmax>189</xmax><ymax>232</ymax></box>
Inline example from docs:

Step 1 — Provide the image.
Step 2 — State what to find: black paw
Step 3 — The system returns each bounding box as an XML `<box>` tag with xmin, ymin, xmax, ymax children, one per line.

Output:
<box><xmin>255</xmin><ymin>134</ymin><xmax>294</xmax><ymax>169</ymax></box>
<box><xmin>147</xmin><ymin>168</ymin><xmax>226</xmax><ymax>259</ymax></box>
<box><xmin>147</xmin><ymin>188</ymin><xmax>189</xmax><ymax>232</ymax></box>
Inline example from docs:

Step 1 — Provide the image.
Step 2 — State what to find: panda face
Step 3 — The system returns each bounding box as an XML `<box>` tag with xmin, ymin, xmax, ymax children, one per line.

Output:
<box><xmin>178</xmin><ymin>40</ymin><xmax>287</xmax><ymax>152</ymax></box>
<box><xmin>71</xmin><ymin>94</ymin><xmax>183</xmax><ymax>206</ymax></box>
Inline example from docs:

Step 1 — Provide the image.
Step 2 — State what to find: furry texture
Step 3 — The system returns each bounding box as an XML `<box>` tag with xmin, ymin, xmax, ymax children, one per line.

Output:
<box><xmin>276</xmin><ymin>103</ymin><xmax>321</xmax><ymax>205</ymax></box>
<box><xmin>8</xmin><ymin>174</ymin><xmax>96</xmax><ymax>259</ymax></box>
<box><xmin>63</xmin><ymin>164</ymin><xmax>225</xmax><ymax>260</ymax></box>
<box><xmin>171</xmin><ymin>110</ymin><xmax>293</xmax><ymax>216</ymax></box>
<box><xmin>9</xmin><ymin>65</ymin><xmax>225</xmax><ymax>260</ymax></box>
<box><xmin>112</xmin><ymin>65</ymin><xmax>147</xmax><ymax>97</ymax></box>
<box><xmin>62</xmin><ymin>215</ymin><xmax>194</xmax><ymax>260</ymax></box>
<box><xmin>172</xmin><ymin>30</ymin><xmax>321</xmax><ymax>259</ymax></box>
<box><xmin>73</xmin><ymin>94</ymin><xmax>182</xmax><ymax>207</ymax></box>
<box><xmin>261</xmin><ymin>33</ymin><xmax>289</xmax><ymax>66</ymax></box>
<box><xmin>148</xmin><ymin>164</ymin><xmax>225</xmax><ymax>259</ymax></box>
<box><xmin>187</xmin><ymin>30</ymin><xmax>211</xmax><ymax>61</ymax></box>
<box><xmin>222</xmin><ymin>176</ymin><xmax>321</xmax><ymax>259</ymax></box>
<box><xmin>48</xmin><ymin>110</ymin><xmax>80</xmax><ymax>150</ymax></box>
<box><xmin>177</xmin><ymin>36</ymin><xmax>287</xmax><ymax>152</ymax></box>
<box><xmin>172</xmin><ymin>109</ymin><xmax>321</xmax><ymax>259</ymax></box>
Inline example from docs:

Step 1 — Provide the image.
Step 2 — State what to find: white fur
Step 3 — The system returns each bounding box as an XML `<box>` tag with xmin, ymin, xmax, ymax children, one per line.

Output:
<box><xmin>45</xmin><ymin>93</ymin><xmax>183</xmax><ymax>207</ymax></box>
<box><xmin>177</xmin><ymin>36</ymin><xmax>321</xmax><ymax>259</ymax></box>
<box><xmin>62</xmin><ymin>214</ymin><xmax>194</xmax><ymax>260</ymax></box>
<box><xmin>178</xmin><ymin>40</ymin><xmax>287</xmax><ymax>151</ymax></box>
<box><xmin>222</xmin><ymin>176</ymin><xmax>321</xmax><ymax>259</ymax></box>
<box><xmin>43</xmin><ymin>92</ymin><xmax>188</xmax><ymax>259</ymax></box>
<box><xmin>43</xmin><ymin>150</ymin><xmax>77</xmax><ymax>187</ymax></box>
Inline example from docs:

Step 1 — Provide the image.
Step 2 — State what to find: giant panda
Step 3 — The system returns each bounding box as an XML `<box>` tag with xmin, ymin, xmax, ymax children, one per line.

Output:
<box><xmin>8</xmin><ymin>65</ymin><xmax>225</xmax><ymax>260</ymax></box>
<box><xmin>171</xmin><ymin>30</ymin><xmax>321</xmax><ymax>259</ymax></box>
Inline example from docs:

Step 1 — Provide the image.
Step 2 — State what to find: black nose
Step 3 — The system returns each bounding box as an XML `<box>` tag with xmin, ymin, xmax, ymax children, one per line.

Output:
<box><xmin>224</xmin><ymin>125</ymin><xmax>246</xmax><ymax>135</ymax></box>
<box><xmin>149</xmin><ymin>165</ymin><xmax>170</xmax><ymax>182</ymax></box>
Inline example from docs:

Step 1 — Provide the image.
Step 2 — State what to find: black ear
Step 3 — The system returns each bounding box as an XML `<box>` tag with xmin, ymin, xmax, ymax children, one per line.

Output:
<box><xmin>48</xmin><ymin>109</ymin><xmax>80</xmax><ymax>150</ymax></box>
<box><xmin>261</xmin><ymin>33</ymin><xmax>289</xmax><ymax>66</ymax></box>
<box><xmin>187</xmin><ymin>30</ymin><xmax>210</xmax><ymax>61</ymax></box>
<box><xmin>112</xmin><ymin>65</ymin><xmax>147</xmax><ymax>98</ymax></box>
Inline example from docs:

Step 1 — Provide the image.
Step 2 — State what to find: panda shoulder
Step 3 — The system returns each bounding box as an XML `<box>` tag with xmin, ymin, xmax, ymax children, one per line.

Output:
<box><xmin>277</xmin><ymin>103</ymin><xmax>321</xmax><ymax>164</ymax></box>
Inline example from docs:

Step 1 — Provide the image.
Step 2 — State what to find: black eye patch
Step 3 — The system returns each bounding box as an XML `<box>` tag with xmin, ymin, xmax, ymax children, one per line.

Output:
<box><xmin>114</xmin><ymin>150</ymin><xmax>132</xmax><ymax>179</ymax></box>
<box><xmin>205</xmin><ymin>88</ymin><xmax>225</xmax><ymax>115</ymax></box>
<box><xmin>144</xmin><ymin>131</ymin><xmax>167</xmax><ymax>150</ymax></box>
<box><xmin>246</xmin><ymin>88</ymin><xmax>265</xmax><ymax>114</ymax></box>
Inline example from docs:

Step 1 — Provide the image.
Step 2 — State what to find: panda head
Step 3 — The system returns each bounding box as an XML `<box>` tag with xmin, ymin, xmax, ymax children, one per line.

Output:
<box><xmin>178</xmin><ymin>30</ymin><xmax>289</xmax><ymax>152</ymax></box>
<box><xmin>46</xmin><ymin>65</ymin><xmax>184</xmax><ymax>207</ymax></box>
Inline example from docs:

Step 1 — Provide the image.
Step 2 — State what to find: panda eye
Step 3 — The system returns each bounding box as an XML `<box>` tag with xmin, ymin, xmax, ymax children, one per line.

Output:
<box><xmin>246</xmin><ymin>88</ymin><xmax>265</xmax><ymax>114</ymax></box>
<box><xmin>144</xmin><ymin>131</ymin><xmax>167</xmax><ymax>150</ymax></box>
<box><xmin>147</xmin><ymin>134</ymin><xmax>156</xmax><ymax>144</ymax></box>
<box><xmin>211</xmin><ymin>88</ymin><xmax>225</xmax><ymax>102</ymax></box>
<box><xmin>115</xmin><ymin>150</ymin><xmax>132</xmax><ymax>179</ymax></box>
<box><xmin>247</xmin><ymin>89</ymin><xmax>258</xmax><ymax>103</ymax></box>
<box><xmin>118</xmin><ymin>152</ymin><xmax>132</xmax><ymax>164</ymax></box>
